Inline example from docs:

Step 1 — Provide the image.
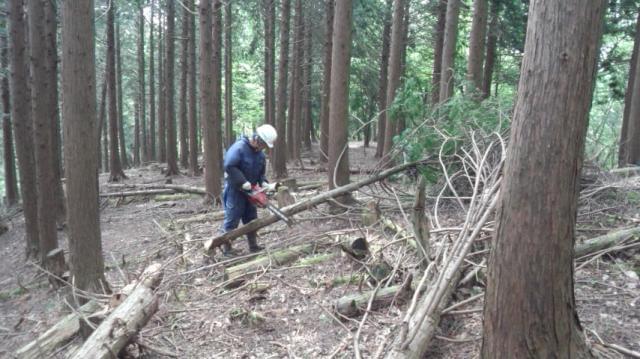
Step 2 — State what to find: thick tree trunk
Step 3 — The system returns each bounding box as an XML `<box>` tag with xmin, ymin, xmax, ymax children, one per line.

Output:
<box><xmin>381</xmin><ymin>0</ymin><xmax>405</xmax><ymax>162</ymax></box>
<box><xmin>29</xmin><ymin>0</ymin><xmax>59</xmax><ymax>265</ymax></box>
<box><xmin>621</xmin><ymin>11</ymin><xmax>640</xmax><ymax>166</ymax></box>
<box><xmin>138</xmin><ymin>0</ymin><xmax>147</xmax><ymax>163</ymax></box>
<box><xmin>481</xmin><ymin>0</ymin><xmax>498</xmax><ymax>99</ymax></box>
<box><xmin>375</xmin><ymin>0</ymin><xmax>392</xmax><ymax>159</ymax></box>
<box><xmin>327</xmin><ymin>0</ymin><xmax>353</xmax><ymax>196</ymax></box>
<box><xmin>481</xmin><ymin>1</ymin><xmax>606</xmax><ymax>357</ymax></box>
<box><xmin>200</xmin><ymin>0</ymin><xmax>223</xmax><ymax>203</ymax></box>
<box><xmin>165</xmin><ymin>0</ymin><xmax>179</xmax><ymax>176</ymax></box>
<box><xmin>273</xmin><ymin>0</ymin><xmax>291</xmax><ymax>179</ymax></box>
<box><xmin>289</xmin><ymin>0</ymin><xmax>304</xmax><ymax>162</ymax></box>
<box><xmin>116</xmin><ymin>23</ymin><xmax>128</xmax><ymax>169</ymax></box>
<box><xmin>264</xmin><ymin>0</ymin><xmax>276</xmax><ymax>126</ymax></box>
<box><xmin>224</xmin><ymin>0</ymin><xmax>233</xmax><ymax>148</ymax></box>
<box><xmin>149</xmin><ymin>0</ymin><xmax>156</xmax><ymax>161</ymax></box>
<box><xmin>466</xmin><ymin>0</ymin><xmax>488</xmax><ymax>96</ymax></box>
<box><xmin>187</xmin><ymin>0</ymin><xmax>199</xmax><ymax>176</ymax></box>
<box><xmin>107</xmin><ymin>3</ymin><xmax>125</xmax><ymax>181</ymax></box>
<box><xmin>212</xmin><ymin>1</ymin><xmax>224</xmax><ymax>180</ymax></box>
<box><xmin>438</xmin><ymin>0</ymin><xmax>461</xmax><ymax>103</ymax></box>
<box><xmin>61</xmin><ymin>0</ymin><xmax>109</xmax><ymax>295</ymax></box>
<box><xmin>319</xmin><ymin>0</ymin><xmax>334</xmax><ymax>163</ymax></box>
<box><xmin>430</xmin><ymin>0</ymin><xmax>447</xmax><ymax>105</ymax></box>
<box><xmin>1</xmin><ymin>31</ymin><xmax>18</xmax><ymax>205</ymax></box>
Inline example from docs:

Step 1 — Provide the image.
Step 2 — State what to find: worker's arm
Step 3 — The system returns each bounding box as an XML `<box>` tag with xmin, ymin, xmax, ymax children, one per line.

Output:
<box><xmin>224</xmin><ymin>146</ymin><xmax>248</xmax><ymax>190</ymax></box>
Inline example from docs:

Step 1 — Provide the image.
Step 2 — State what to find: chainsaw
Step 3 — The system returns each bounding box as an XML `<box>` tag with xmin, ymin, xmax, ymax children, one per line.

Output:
<box><xmin>246</xmin><ymin>184</ymin><xmax>294</xmax><ymax>226</ymax></box>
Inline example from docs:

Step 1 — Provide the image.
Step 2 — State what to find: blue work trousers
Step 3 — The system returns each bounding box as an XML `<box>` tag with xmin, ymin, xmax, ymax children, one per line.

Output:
<box><xmin>222</xmin><ymin>184</ymin><xmax>257</xmax><ymax>233</ymax></box>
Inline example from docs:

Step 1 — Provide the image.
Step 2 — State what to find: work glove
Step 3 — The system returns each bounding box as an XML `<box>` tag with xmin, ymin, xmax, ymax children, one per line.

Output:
<box><xmin>261</xmin><ymin>181</ymin><xmax>278</xmax><ymax>193</ymax></box>
<box><xmin>241</xmin><ymin>181</ymin><xmax>252</xmax><ymax>192</ymax></box>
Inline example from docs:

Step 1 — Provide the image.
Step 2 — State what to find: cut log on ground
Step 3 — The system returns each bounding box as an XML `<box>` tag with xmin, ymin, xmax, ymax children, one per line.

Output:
<box><xmin>224</xmin><ymin>242</ymin><xmax>327</xmax><ymax>281</ymax></box>
<box><xmin>608</xmin><ymin>166</ymin><xmax>640</xmax><ymax>177</ymax></box>
<box><xmin>15</xmin><ymin>301</ymin><xmax>102</xmax><ymax>359</ymax></box>
<box><xmin>204</xmin><ymin>161</ymin><xmax>425</xmax><ymax>253</ymax></box>
<box><xmin>334</xmin><ymin>282</ymin><xmax>413</xmax><ymax>317</ymax></box>
<box><xmin>70</xmin><ymin>263</ymin><xmax>163</xmax><ymax>359</ymax></box>
<box><xmin>100</xmin><ymin>189</ymin><xmax>176</xmax><ymax>197</ymax></box>
<box><xmin>574</xmin><ymin>226</ymin><xmax>640</xmax><ymax>258</ymax></box>
<box><xmin>106</xmin><ymin>183</ymin><xmax>207</xmax><ymax>195</ymax></box>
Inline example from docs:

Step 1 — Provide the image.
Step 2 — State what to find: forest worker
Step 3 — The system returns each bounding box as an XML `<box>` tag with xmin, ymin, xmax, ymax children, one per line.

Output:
<box><xmin>221</xmin><ymin>124</ymin><xmax>278</xmax><ymax>256</ymax></box>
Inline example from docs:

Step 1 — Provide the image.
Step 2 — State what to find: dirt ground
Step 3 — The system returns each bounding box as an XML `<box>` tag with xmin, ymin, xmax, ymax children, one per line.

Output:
<box><xmin>1</xmin><ymin>143</ymin><xmax>639</xmax><ymax>358</ymax></box>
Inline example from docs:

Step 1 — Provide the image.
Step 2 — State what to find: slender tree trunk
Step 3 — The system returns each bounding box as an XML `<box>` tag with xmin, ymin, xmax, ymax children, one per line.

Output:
<box><xmin>99</xmin><ymin>74</ymin><xmax>108</xmax><ymax>172</ymax></box>
<box><xmin>165</xmin><ymin>0</ymin><xmax>179</xmax><ymax>176</ymax></box>
<box><xmin>29</xmin><ymin>0</ymin><xmax>59</xmax><ymax>265</ymax></box>
<box><xmin>224</xmin><ymin>0</ymin><xmax>233</xmax><ymax>147</ymax></box>
<box><xmin>381</xmin><ymin>0</ymin><xmax>405</xmax><ymax>162</ymax></box>
<box><xmin>395</xmin><ymin>0</ymin><xmax>410</xmax><ymax>136</ymax></box>
<box><xmin>200</xmin><ymin>0</ymin><xmax>222</xmax><ymax>203</ymax></box>
<box><xmin>439</xmin><ymin>0</ymin><xmax>461</xmax><ymax>103</ymax></box>
<box><xmin>327</xmin><ymin>0</ymin><xmax>353</xmax><ymax>198</ymax></box>
<box><xmin>289</xmin><ymin>0</ymin><xmax>303</xmax><ymax>161</ymax></box>
<box><xmin>619</xmin><ymin>11</ymin><xmax>640</xmax><ymax>166</ymax></box>
<box><xmin>8</xmin><ymin>0</ymin><xmax>39</xmax><ymax>258</ymax></box>
<box><xmin>116</xmin><ymin>22</ymin><xmax>128</xmax><ymax>168</ymax></box>
<box><xmin>319</xmin><ymin>0</ymin><xmax>334</xmax><ymax>163</ymax></box>
<box><xmin>264</xmin><ymin>0</ymin><xmax>276</xmax><ymax>126</ymax></box>
<box><xmin>179</xmin><ymin>0</ymin><xmax>189</xmax><ymax>168</ymax></box>
<box><xmin>134</xmin><ymin>100</ymin><xmax>140</xmax><ymax>166</ymax></box>
<box><xmin>107</xmin><ymin>2</ymin><xmax>125</xmax><ymax>181</ymax></box>
<box><xmin>61</xmin><ymin>0</ymin><xmax>109</xmax><ymax>295</ymax></box>
<box><xmin>149</xmin><ymin>0</ymin><xmax>156</xmax><ymax>161</ymax></box>
<box><xmin>481</xmin><ymin>1</ymin><xmax>606</xmax><ymax>357</ymax></box>
<box><xmin>481</xmin><ymin>0</ymin><xmax>498</xmax><ymax>99</ymax></box>
<box><xmin>138</xmin><ymin>0</ymin><xmax>147</xmax><ymax>163</ymax></box>
<box><xmin>158</xmin><ymin>14</ymin><xmax>166</xmax><ymax>163</ymax></box>
<box><xmin>430</xmin><ymin>0</ymin><xmax>447</xmax><ymax>105</ymax></box>
<box><xmin>188</xmin><ymin>0</ymin><xmax>199</xmax><ymax>176</ymax></box>
<box><xmin>273</xmin><ymin>0</ymin><xmax>291</xmax><ymax>179</ymax></box>
<box><xmin>1</xmin><ymin>29</ymin><xmax>18</xmax><ymax>205</ymax></box>
<box><xmin>302</xmin><ymin>14</ymin><xmax>313</xmax><ymax>151</ymax></box>
<box><xmin>375</xmin><ymin>0</ymin><xmax>392</xmax><ymax>158</ymax></box>
<box><xmin>212</xmin><ymin>0</ymin><xmax>224</xmax><ymax>171</ymax></box>
<box><xmin>466</xmin><ymin>0</ymin><xmax>488</xmax><ymax>96</ymax></box>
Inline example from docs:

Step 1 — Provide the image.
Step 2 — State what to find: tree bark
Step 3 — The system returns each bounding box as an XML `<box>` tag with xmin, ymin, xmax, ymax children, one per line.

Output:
<box><xmin>29</xmin><ymin>0</ymin><xmax>59</xmax><ymax>265</ymax></box>
<box><xmin>149</xmin><ymin>0</ymin><xmax>156</xmax><ymax>161</ymax></box>
<box><xmin>319</xmin><ymin>0</ymin><xmax>334</xmax><ymax>163</ymax></box>
<box><xmin>381</xmin><ymin>0</ymin><xmax>405</xmax><ymax>162</ymax></box>
<box><xmin>289</xmin><ymin>0</ymin><xmax>304</xmax><ymax>162</ymax></box>
<box><xmin>178</xmin><ymin>0</ymin><xmax>189</xmax><ymax>169</ymax></box>
<box><xmin>187</xmin><ymin>0</ymin><xmax>199</xmax><ymax>176</ymax></box>
<box><xmin>466</xmin><ymin>0</ymin><xmax>488</xmax><ymax>96</ymax></box>
<box><xmin>61</xmin><ymin>0</ymin><xmax>109</xmax><ymax>295</ymax></box>
<box><xmin>224</xmin><ymin>0</ymin><xmax>233</xmax><ymax>148</ymax></box>
<box><xmin>200</xmin><ymin>0</ymin><xmax>223</xmax><ymax>203</ymax></box>
<box><xmin>165</xmin><ymin>0</ymin><xmax>178</xmax><ymax>175</ymax></box>
<box><xmin>481</xmin><ymin>1</ymin><xmax>606</xmax><ymax>357</ymax></box>
<box><xmin>107</xmin><ymin>2</ymin><xmax>125</xmax><ymax>181</ymax></box>
<box><xmin>99</xmin><ymin>74</ymin><xmax>108</xmax><ymax>172</ymax></box>
<box><xmin>481</xmin><ymin>0</ymin><xmax>498</xmax><ymax>99</ymax></box>
<box><xmin>430</xmin><ymin>0</ymin><xmax>446</xmax><ymax>105</ymax></box>
<box><xmin>138</xmin><ymin>0</ymin><xmax>147</xmax><ymax>163</ymax></box>
<box><xmin>273</xmin><ymin>0</ymin><xmax>291</xmax><ymax>179</ymax></box>
<box><xmin>116</xmin><ymin>23</ymin><xmax>128</xmax><ymax>169</ymax></box>
<box><xmin>0</xmin><ymin>29</ymin><xmax>18</xmax><ymax>205</ymax></box>
<box><xmin>158</xmin><ymin>14</ymin><xmax>166</xmax><ymax>163</ymax></box>
<box><xmin>302</xmin><ymin>14</ymin><xmax>313</xmax><ymax>151</ymax></box>
<box><xmin>438</xmin><ymin>0</ymin><xmax>461</xmax><ymax>103</ymax></box>
<box><xmin>621</xmin><ymin>11</ymin><xmax>640</xmax><ymax>166</ymax></box>
<box><xmin>375</xmin><ymin>0</ymin><xmax>392</xmax><ymax>158</ymax></box>
<box><xmin>134</xmin><ymin>100</ymin><xmax>140</xmax><ymax>166</ymax></box>
<box><xmin>327</xmin><ymin>0</ymin><xmax>353</xmax><ymax>196</ymax></box>
<box><xmin>264</xmin><ymin>0</ymin><xmax>276</xmax><ymax>126</ymax></box>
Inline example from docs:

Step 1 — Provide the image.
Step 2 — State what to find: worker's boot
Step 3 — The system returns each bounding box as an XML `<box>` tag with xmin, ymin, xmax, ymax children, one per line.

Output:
<box><xmin>222</xmin><ymin>242</ymin><xmax>239</xmax><ymax>257</ymax></box>
<box><xmin>247</xmin><ymin>232</ymin><xmax>264</xmax><ymax>253</ymax></box>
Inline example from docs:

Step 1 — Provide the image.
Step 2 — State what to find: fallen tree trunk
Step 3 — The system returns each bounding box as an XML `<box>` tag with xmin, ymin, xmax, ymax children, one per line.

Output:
<box><xmin>70</xmin><ymin>263</ymin><xmax>163</xmax><ymax>359</ymax></box>
<box><xmin>224</xmin><ymin>242</ymin><xmax>325</xmax><ymax>281</ymax></box>
<box><xmin>106</xmin><ymin>183</ymin><xmax>207</xmax><ymax>195</ymax></box>
<box><xmin>15</xmin><ymin>301</ymin><xmax>102</xmax><ymax>359</ymax></box>
<box><xmin>100</xmin><ymin>189</ymin><xmax>175</xmax><ymax>197</ymax></box>
<box><xmin>608</xmin><ymin>166</ymin><xmax>640</xmax><ymax>177</ymax></box>
<box><xmin>575</xmin><ymin>226</ymin><xmax>640</xmax><ymax>258</ymax></box>
<box><xmin>334</xmin><ymin>283</ymin><xmax>413</xmax><ymax>317</ymax></box>
<box><xmin>204</xmin><ymin>161</ymin><xmax>425</xmax><ymax>253</ymax></box>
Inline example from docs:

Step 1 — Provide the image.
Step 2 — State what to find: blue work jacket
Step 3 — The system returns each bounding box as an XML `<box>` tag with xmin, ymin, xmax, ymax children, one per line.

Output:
<box><xmin>223</xmin><ymin>136</ymin><xmax>267</xmax><ymax>201</ymax></box>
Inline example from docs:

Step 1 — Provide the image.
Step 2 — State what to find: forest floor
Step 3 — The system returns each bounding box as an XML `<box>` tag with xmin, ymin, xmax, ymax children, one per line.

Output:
<box><xmin>0</xmin><ymin>142</ymin><xmax>639</xmax><ymax>358</ymax></box>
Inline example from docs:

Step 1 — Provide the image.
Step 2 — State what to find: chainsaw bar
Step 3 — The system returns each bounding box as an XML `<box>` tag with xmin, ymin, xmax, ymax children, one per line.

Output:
<box><xmin>266</xmin><ymin>203</ymin><xmax>294</xmax><ymax>226</ymax></box>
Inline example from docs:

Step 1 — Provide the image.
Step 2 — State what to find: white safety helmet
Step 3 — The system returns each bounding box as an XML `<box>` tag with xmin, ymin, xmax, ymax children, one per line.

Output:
<box><xmin>256</xmin><ymin>124</ymin><xmax>277</xmax><ymax>148</ymax></box>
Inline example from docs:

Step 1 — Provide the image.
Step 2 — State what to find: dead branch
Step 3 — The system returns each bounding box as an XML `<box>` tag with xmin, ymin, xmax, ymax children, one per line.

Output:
<box><xmin>574</xmin><ymin>226</ymin><xmax>640</xmax><ymax>258</ymax></box>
